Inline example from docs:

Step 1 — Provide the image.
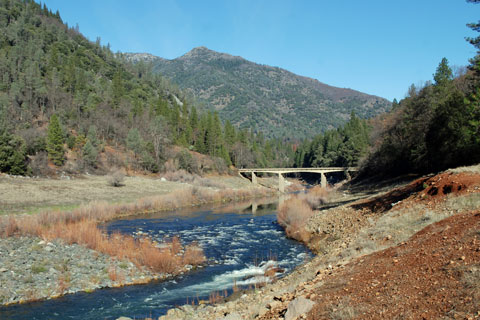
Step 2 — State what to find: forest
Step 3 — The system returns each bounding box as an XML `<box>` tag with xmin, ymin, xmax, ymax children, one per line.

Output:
<box><xmin>297</xmin><ymin>1</ymin><xmax>480</xmax><ymax>178</ymax></box>
<box><xmin>1</xmin><ymin>0</ymin><xmax>479</xmax><ymax>180</ymax></box>
<box><xmin>0</xmin><ymin>0</ymin><xmax>293</xmax><ymax>176</ymax></box>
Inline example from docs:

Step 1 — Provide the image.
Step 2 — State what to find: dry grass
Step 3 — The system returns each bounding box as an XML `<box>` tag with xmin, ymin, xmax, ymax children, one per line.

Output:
<box><xmin>209</xmin><ymin>290</ymin><xmax>228</xmax><ymax>304</ymax></box>
<box><xmin>278</xmin><ymin>197</ymin><xmax>315</xmax><ymax>242</ymax></box>
<box><xmin>5</xmin><ymin>217</ymin><xmax>205</xmax><ymax>274</ymax></box>
<box><xmin>277</xmin><ymin>186</ymin><xmax>332</xmax><ymax>243</ymax></box>
<box><xmin>183</xmin><ymin>242</ymin><xmax>206</xmax><ymax>266</ymax></box>
<box><xmin>0</xmin><ymin>174</ymin><xmax>270</xmax><ymax>274</ymax></box>
<box><xmin>299</xmin><ymin>185</ymin><xmax>330</xmax><ymax>209</ymax></box>
<box><xmin>448</xmin><ymin>163</ymin><xmax>480</xmax><ymax>174</ymax></box>
<box><xmin>0</xmin><ymin>173</ymin><xmax>255</xmax><ymax>215</ymax></box>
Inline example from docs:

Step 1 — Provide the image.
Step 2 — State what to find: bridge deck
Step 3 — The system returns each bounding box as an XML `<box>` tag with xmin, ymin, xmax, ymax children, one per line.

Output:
<box><xmin>238</xmin><ymin>167</ymin><xmax>357</xmax><ymax>174</ymax></box>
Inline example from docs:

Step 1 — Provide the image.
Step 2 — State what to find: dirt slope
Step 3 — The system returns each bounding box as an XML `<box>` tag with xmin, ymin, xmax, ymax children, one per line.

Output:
<box><xmin>257</xmin><ymin>169</ymin><xmax>480</xmax><ymax>320</ymax></box>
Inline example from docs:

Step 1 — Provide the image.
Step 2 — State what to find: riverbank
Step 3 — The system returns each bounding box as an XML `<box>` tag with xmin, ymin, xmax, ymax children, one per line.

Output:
<box><xmin>0</xmin><ymin>236</ymin><xmax>164</xmax><ymax>305</ymax></box>
<box><xmin>0</xmin><ymin>172</ymin><xmax>286</xmax><ymax>306</ymax></box>
<box><xmin>158</xmin><ymin>164</ymin><xmax>480</xmax><ymax>319</ymax></box>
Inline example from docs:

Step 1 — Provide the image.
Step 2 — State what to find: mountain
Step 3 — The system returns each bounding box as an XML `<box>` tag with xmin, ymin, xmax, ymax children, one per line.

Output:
<box><xmin>124</xmin><ymin>47</ymin><xmax>391</xmax><ymax>139</ymax></box>
<box><xmin>0</xmin><ymin>1</ymin><xmax>293</xmax><ymax>175</ymax></box>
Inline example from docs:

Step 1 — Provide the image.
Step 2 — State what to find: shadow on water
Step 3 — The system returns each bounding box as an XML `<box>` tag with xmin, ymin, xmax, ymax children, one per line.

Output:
<box><xmin>0</xmin><ymin>194</ymin><xmax>310</xmax><ymax>320</ymax></box>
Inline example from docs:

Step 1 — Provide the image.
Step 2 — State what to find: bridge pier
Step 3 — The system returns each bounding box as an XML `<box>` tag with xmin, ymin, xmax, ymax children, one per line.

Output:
<box><xmin>251</xmin><ymin>172</ymin><xmax>257</xmax><ymax>186</ymax></box>
<box><xmin>321</xmin><ymin>172</ymin><xmax>327</xmax><ymax>188</ymax></box>
<box><xmin>278</xmin><ymin>173</ymin><xmax>285</xmax><ymax>193</ymax></box>
<box><xmin>252</xmin><ymin>202</ymin><xmax>258</xmax><ymax>214</ymax></box>
<box><xmin>344</xmin><ymin>170</ymin><xmax>351</xmax><ymax>181</ymax></box>
<box><xmin>238</xmin><ymin>167</ymin><xmax>357</xmax><ymax>191</ymax></box>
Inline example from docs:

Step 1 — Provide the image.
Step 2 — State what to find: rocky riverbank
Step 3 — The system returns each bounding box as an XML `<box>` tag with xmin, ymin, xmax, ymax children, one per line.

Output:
<box><xmin>0</xmin><ymin>236</ymin><xmax>169</xmax><ymax>305</ymax></box>
<box><xmin>0</xmin><ymin>173</ymin><xmax>289</xmax><ymax>307</ymax></box>
<box><xmin>157</xmin><ymin>166</ymin><xmax>480</xmax><ymax>320</ymax></box>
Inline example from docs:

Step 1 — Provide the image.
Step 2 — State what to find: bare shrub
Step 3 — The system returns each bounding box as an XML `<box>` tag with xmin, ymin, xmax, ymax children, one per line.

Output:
<box><xmin>38</xmin><ymin>219</ymin><xmax>202</xmax><ymax>273</ymax></box>
<box><xmin>278</xmin><ymin>196</ymin><xmax>315</xmax><ymax>242</ymax></box>
<box><xmin>193</xmin><ymin>177</ymin><xmax>227</xmax><ymax>189</ymax></box>
<box><xmin>169</xmin><ymin>235</ymin><xmax>182</xmax><ymax>255</ymax></box>
<box><xmin>108</xmin><ymin>170</ymin><xmax>125</xmax><ymax>187</ymax></box>
<box><xmin>164</xmin><ymin>158</ymin><xmax>178</xmax><ymax>173</ymax></box>
<box><xmin>329</xmin><ymin>297</ymin><xmax>357</xmax><ymax>320</ymax></box>
<box><xmin>2</xmin><ymin>217</ymin><xmax>18</xmax><ymax>237</ymax></box>
<box><xmin>183</xmin><ymin>242</ymin><xmax>206</xmax><ymax>265</ymax></box>
<box><xmin>212</xmin><ymin>157</ymin><xmax>228</xmax><ymax>174</ymax></box>
<box><xmin>30</xmin><ymin>151</ymin><xmax>52</xmax><ymax>176</ymax></box>
<box><xmin>162</xmin><ymin>169</ymin><xmax>196</xmax><ymax>183</ymax></box>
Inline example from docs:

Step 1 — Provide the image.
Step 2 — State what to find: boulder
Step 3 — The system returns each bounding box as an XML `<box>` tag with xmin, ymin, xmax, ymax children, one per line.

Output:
<box><xmin>284</xmin><ymin>296</ymin><xmax>315</xmax><ymax>320</ymax></box>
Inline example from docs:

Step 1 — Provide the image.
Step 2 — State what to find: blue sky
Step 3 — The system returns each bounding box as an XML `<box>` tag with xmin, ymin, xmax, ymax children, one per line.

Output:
<box><xmin>41</xmin><ymin>0</ymin><xmax>479</xmax><ymax>101</ymax></box>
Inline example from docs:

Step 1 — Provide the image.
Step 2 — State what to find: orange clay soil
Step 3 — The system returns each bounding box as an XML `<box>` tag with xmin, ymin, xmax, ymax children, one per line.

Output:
<box><xmin>351</xmin><ymin>171</ymin><xmax>480</xmax><ymax>214</ymax></box>
<box><xmin>305</xmin><ymin>210</ymin><xmax>480</xmax><ymax>319</ymax></box>
<box><xmin>257</xmin><ymin>171</ymin><xmax>480</xmax><ymax>320</ymax></box>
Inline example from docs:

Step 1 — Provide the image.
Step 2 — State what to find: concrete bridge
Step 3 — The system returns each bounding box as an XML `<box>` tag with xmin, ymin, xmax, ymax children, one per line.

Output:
<box><xmin>238</xmin><ymin>167</ymin><xmax>358</xmax><ymax>193</ymax></box>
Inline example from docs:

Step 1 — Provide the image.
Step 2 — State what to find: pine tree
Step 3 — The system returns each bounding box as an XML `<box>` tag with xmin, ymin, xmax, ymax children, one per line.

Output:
<box><xmin>0</xmin><ymin>131</ymin><xmax>28</xmax><ymax>175</ymax></box>
<box><xmin>82</xmin><ymin>139</ymin><xmax>98</xmax><ymax>167</ymax></box>
<box><xmin>433</xmin><ymin>57</ymin><xmax>453</xmax><ymax>86</ymax></box>
<box><xmin>126</xmin><ymin>128</ymin><xmax>144</xmax><ymax>157</ymax></box>
<box><xmin>46</xmin><ymin>114</ymin><xmax>65</xmax><ymax>166</ymax></box>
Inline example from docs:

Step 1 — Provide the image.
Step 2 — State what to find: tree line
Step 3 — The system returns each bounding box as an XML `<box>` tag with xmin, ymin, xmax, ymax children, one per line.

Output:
<box><xmin>0</xmin><ymin>0</ymin><xmax>293</xmax><ymax>175</ymax></box>
<box><xmin>296</xmin><ymin>0</ymin><xmax>480</xmax><ymax>178</ymax></box>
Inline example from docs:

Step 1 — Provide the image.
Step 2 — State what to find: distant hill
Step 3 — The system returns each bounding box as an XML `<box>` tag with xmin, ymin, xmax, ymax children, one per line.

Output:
<box><xmin>124</xmin><ymin>47</ymin><xmax>391</xmax><ymax>139</ymax></box>
<box><xmin>0</xmin><ymin>1</ymin><xmax>293</xmax><ymax>176</ymax></box>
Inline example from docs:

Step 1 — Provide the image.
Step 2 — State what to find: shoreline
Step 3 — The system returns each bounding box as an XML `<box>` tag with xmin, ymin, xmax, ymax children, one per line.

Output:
<box><xmin>157</xmin><ymin>167</ymin><xmax>480</xmax><ymax>319</ymax></box>
<box><xmin>0</xmin><ymin>174</ymin><xmax>285</xmax><ymax>306</ymax></box>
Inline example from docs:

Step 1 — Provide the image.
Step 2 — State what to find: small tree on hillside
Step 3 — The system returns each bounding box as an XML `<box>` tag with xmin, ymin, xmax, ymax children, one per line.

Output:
<box><xmin>46</xmin><ymin>114</ymin><xmax>65</xmax><ymax>166</ymax></box>
<box><xmin>82</xmin><ymin>139</ymin><xmax>98</xmax><ymax>167</ymax></box>
<box><xmin>0</xmin><ymin>131</ymin><xmax>28</xmax><ymax>175</ymax></box>
<box><xmin>126</xmin><ymin>128</ymin><xmax>144</xmax><ymax>158</ymax></box>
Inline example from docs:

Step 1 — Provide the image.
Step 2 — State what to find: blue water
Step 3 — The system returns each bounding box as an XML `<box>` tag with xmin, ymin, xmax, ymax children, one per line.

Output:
<box><xmin>0</xmin><ymin>199</ymin><xmax>310</xmax><ymax>320</ymax></box>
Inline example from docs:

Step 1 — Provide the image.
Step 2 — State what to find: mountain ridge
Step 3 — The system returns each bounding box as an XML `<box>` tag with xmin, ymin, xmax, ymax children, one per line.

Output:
<box><xmin>123</xmin><ymin>47</ymin><xmax>391</xmax><ymax>139</ymax></box>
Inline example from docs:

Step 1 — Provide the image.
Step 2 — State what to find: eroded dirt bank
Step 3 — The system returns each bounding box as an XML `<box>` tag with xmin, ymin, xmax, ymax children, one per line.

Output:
<box><xmin>159</xmin><ymin>165</ymin><xmax>480</xmax><ymax>320</ymax></box>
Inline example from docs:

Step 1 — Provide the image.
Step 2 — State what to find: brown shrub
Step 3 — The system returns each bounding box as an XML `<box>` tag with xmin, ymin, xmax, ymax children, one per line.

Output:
<box><xmin>278</xmin><ymin>196</ymin><xmax>315</xmax><ymax>242</ymax></box>
<box><xmin>183</xmin><ymin>242</ymin><xmax>206</xmax><ymax>265</ymax></box>
<box><xmin>299</xmin><ymin>185</ymin><xmax>329</xmax><ymax>209</ymax></box>
<box><xmin>170</xmin><ymin>236</ymin><xmax>182</xmax><ymax>255</ymax></box>
<box><xmin>108</xmin><ymin>170</ymin><xmax>125</xmax><ymax>187</ymax></box>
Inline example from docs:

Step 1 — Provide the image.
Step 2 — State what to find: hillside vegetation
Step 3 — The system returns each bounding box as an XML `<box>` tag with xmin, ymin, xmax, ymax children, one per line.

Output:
<box><xmin>124</xmin><ymin>47</ymin><xmax>391</xmax><ymax>140</ymax></box>
<box><xmin>297</xmin><ymin>25</ymin><xmax>480</xmax><ymax>178</ymax></box>
<box><xmin>0</xmin><ymin>0</ymin><xmax>292</xmax><ymax>176</ymax></box>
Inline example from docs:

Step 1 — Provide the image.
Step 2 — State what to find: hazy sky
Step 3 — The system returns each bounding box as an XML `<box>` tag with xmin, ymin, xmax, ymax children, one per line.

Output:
<box><xmin>41</xmin><ymin>0</ymin><xmax>479</xmax><ymax>101</ymax></box>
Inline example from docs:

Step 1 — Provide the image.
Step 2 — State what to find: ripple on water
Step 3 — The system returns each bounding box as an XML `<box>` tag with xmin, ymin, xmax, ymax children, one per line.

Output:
<box><xmin>0</xmin><ymin>205</ymin><xmax>311</xmax><ymax>320</ymax></box>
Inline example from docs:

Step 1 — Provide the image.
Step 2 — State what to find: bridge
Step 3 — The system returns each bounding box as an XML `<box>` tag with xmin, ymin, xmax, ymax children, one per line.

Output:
<box><xmin>238</xmin><ymin>167</ymin><xmax>358</xmax><ymax>193</ymax></box>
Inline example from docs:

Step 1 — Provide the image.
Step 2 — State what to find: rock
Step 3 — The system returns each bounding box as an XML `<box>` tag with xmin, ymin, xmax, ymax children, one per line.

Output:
<box><xmin>284</xmin><ymin>297</ymin><xmax>315</xmax><ymax>320</ymax></box>
<box><xmin>180</xmin><ymin>304</ymin><xmax>194</xmax><ymax>314</ymax></box>
<box><xmin>116</xmin><ymin>317</ymin><xmax>133</xmax><ymax>320</ymax></box>
<box><xmin>0</xmin><ymin>268</ymin><xmax>7</xmax><ymax>272</ymax></box>
<box><xmin>217</xmin><ymin>312</ymin><xmax>242</xmax><ymax>320</ymax></box>
<box><xmin>268</xmin><ymin>300</ymin><xmax>282</xmax><ymax>309</ymax></box>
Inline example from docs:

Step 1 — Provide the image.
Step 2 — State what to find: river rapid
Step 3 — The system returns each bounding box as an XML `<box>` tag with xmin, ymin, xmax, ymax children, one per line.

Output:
<box><xmin>0</xmin><ymin>197</ymin><xmax>310</xmax><ymax>320</ymax></box>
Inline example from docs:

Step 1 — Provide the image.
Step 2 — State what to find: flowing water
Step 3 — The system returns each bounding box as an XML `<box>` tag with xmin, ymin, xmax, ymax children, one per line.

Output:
<box><xmin>1</xmin><ymin>197</ymin><xmax>310</xmax><ymax>319</ymax></box>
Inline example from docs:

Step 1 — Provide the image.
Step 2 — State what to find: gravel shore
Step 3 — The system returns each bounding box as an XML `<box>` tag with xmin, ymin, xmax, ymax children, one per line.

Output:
<box><xmin>0</xmin><ymin>236</ymin><xmax>164</xmax><ymax>305</ymax></box>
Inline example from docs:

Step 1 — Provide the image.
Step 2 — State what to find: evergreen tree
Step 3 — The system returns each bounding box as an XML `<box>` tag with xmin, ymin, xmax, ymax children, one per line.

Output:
<box><xmin>433</xmin><ymin>57</ymin><xmax>453</xmax><ymax>86</ymax></box>
<box><xmin>112</xmin><ymin>70</ymin><xmax>123</xmax><ymax>106</ymax></box>
<box><xmin>126</xmin><ymin>128</ymin><xmax>143</xmax><ymax>157</ymax></box>
<box><xmin>0</xmin><ymin>131</ymin><xmax>28</xmax><ymax>175</ymax></box>
<box><xmin>82</xmin><ymin>139</ymin><xmax>98</xmax><ymax>167</ymax></box>
<box><xmin>46</xmin><ymin>114</ymin><xmax>65</xmax><ymax>166</ymax></box>
<box><xmin>86</xmin><ymin>125</ymin><xmax>99</xmax><ymax>148</ymax></box>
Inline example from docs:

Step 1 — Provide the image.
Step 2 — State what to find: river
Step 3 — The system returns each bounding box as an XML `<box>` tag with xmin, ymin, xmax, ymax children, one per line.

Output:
<box><xmin>0</xmin><ymin>197</ymin><xmax>311</xmax><ymax>319</ymax></box>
